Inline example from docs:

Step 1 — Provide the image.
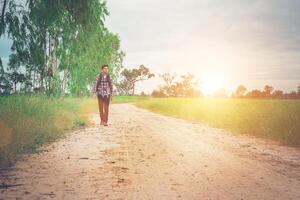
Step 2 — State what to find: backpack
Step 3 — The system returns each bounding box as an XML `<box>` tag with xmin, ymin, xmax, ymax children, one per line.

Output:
<box><xmin>96</xmin><ymin>73</ymin><xmax>112</xmax><ymax>91</ymax></box>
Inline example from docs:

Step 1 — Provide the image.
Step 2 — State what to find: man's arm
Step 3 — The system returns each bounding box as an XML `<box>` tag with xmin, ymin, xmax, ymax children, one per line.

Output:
<box><xmin>92</xmin><ymin>74</ymin><xmax>100</xmax><ymax>95</ymax></box>
<box><xmin>109</xmin><ymin>75</ymin><xmax>113</xmax><ymax>96</ymax></box>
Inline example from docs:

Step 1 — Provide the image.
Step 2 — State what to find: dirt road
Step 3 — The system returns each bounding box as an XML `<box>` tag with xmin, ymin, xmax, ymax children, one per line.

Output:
<box><xmin>1</xmin><ymin>103</ymin><xmax>300</xmax><ymax>200</ymax></box>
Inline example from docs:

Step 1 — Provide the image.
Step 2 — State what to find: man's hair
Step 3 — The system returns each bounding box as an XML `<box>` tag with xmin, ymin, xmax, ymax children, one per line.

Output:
<box><xmin>101</xmin><ymin>64</ymin><xmax>109</xmax><ymax>69</ymax></box>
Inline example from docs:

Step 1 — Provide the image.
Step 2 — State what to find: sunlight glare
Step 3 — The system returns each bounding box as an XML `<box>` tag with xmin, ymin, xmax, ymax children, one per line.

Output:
<box><xmin>198</xmin><ymin>68</ymin><xmax>231</xmax><ymax>96</ymax></box>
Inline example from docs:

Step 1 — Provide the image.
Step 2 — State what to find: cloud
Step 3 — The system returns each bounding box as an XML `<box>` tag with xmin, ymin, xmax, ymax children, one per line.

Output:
<box><xmin>106</xmin><ymin>0</ymin><xmax>300</xmax><ymax>52</ymax></box>
<box><xmin>1</xmin><ymin>1</ymin><xmax>299</xmax><ymax>93</ymax></box>
<box><xmin>105</xmin><ymin>0</ymin><xmax>300</xmax><ymax>93</ymax></box>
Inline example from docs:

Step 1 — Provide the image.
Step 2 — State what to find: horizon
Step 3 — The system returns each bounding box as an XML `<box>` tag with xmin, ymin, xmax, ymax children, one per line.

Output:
<box><xmin>1</xmin><ymin>0</ymin><xmax>300</xmax><ymax>96</ymax></box>
<box><xmin>104</xmin><ymin>0</ymin><xmax>300</xmax><ymax>95</ymax></box>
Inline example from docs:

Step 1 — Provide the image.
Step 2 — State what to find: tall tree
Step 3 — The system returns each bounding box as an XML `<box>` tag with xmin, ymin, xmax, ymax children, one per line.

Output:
<box><xmin>117</xmin><ymin>65</ymin><xmax>154</xmax><ymax>95</ymax></box>
<box><xmin>245</xmin><ymin>89</ymin><xmax>263</xmax><ymax>98</ymax></box>
<box><xmin>234</xmin><ymin>85</ymin><xmax>247</xmax><ymax>98</ymax></box>
<box><xmin>0</xmin><ymin>0</ymin><xmax>123</xmax><ymax>96</ymax></box>
<box><xmin>159</xmin><ymin>73</ymin><xmax>176</xmax><ymax>96</ymax></box>
<box><xmin>272</xmin><ymin>90</ymin><xmax>284</xmax><ymax>99</ymax></box>
<box><xmin>0</xmin><ymin>0</ymin><xmax>8</xmax><ymax>35</ymax></box>
<box><xmin>178</xmin><ymin>73</ymin><xmax>200</xmax><ymax>97</ymax></box>
<box><xmin>0</xmin><ymin>57</ymin><xmax>12</xmax><ymax>94</ymax></box>
<box><xmin>154</xmin><ymin>73</ymin><xmax>201</xmax><ymax>97</ymax></box>
<box><xmin>263</xmin><ymin>85</ymin><xmax>274</xmax><ymax>98</ymax></box>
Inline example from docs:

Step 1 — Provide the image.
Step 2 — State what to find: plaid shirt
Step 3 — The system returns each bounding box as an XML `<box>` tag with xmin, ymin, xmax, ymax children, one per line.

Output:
<box><xmin>92</xmin><ymin>73</ymin><xmax>113</xmax><ymax>97</ymax></box>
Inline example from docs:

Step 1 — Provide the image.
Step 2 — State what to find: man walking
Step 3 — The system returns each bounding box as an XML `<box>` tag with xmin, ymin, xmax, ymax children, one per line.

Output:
<box><xmin>92</xmin><ymin>64</ymin><xmax>113</xmax><ymax>126</ymax></box>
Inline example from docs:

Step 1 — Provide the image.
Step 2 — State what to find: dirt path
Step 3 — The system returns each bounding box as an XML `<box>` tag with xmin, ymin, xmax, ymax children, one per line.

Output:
<box><xmin>1</xmin><ymin>103</ymin><xmax>300</xmax><ymax>200</ymax></box>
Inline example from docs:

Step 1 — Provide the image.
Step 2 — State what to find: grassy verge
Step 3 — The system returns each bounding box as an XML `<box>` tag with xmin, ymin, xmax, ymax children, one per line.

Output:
<box><xmin>1</xmin><ymin>95</ymin><xmax>298</xmax><ymax>168</ymax></box>
<box><xmin>0</xmin><ymin>95</ymin><xmax>97</xmax><ymax>168</ymax></box>
<box><xmin>134</xmin><ymin>97</ymin><xmax>300</xmax><ymax>146</ymax></box>
<box><xmin>111</xmin><ymin>95</ymin><xmax>150</xmax><ymax>103</ymax></box>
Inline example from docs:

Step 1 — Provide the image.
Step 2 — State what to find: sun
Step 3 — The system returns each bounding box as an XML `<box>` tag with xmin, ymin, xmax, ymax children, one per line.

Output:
<box><xmin>199</xmin><ymin>69</ymin><xmax>228</xmax><ymax>96</ymax></box>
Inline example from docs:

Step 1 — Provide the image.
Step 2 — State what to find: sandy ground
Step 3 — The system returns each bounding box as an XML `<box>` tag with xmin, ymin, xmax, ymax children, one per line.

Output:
<box><xmin>0</xmin><ymin>103</ymin><xmax>300</xmax><ymax>200</ymax></box>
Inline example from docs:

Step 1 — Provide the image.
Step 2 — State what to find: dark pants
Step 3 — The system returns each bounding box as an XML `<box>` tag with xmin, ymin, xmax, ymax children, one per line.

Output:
<box><xmin>97</xmin><ymin>94</ymin><xmax>110</xmax><ymax>123</ymax></box>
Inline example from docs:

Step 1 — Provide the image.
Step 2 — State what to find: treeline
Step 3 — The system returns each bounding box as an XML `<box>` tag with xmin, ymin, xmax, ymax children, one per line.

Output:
<box><xmin>150</xmin><ymin>73</ymin><xmax>300</xmax><ymax>99</ymax></box>
<box><xmin>115</xmin><ymin>68</ymin><xmax>300</xmax><ymax>99</ymax></box>
<box><xmin>0</xmin><ymin>0</ymin><xmax>124</xmax><ymax>97</ymax></box>
<box><xmin>113</xmin><ymin>67</ymin><xmax>201</xmax><ymax>97</ymax></box>
<box><xmin>151</xmin><ymin>73</ymin><xmax>201</xmax><ymax>97</ymax></box>
<box><xmin>233</xmin><ymin>84</ymin><xmax>300</xmax><ymax>99</ymax></box>
<box><xmin>115</xmin><ymin>65</ymin><xmax>154</xmax><ymax>95</ymax></box>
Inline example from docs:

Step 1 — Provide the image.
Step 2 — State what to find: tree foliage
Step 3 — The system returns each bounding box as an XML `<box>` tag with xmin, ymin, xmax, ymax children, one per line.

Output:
<box><xmin>153</xmin><ymin>73</ymin><xmax>202</xmax><ymax>97</ymax></box>
<box><xmin>234</xmin><ymin>84</ymin><xmax>300</xmax><ymax>99</ymax></box>
<box><xmin>233</xmin><ymin>85</ymin><xmax>247</xmax><ymax>98</ymax></box>
<box><xmin>116</xmin><ymin>65</ymin><xmax>154</xmax><ymax>95</ymax></box>
<box><xmin>0</xmin><ymin>0</ymin><xmax>124</xmax><ymax>96</ymax></box>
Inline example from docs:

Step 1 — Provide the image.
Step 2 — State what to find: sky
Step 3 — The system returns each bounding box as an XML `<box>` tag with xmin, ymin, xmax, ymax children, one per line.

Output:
<box><xmin>104</xmin><ymin>0</ymin><xmax>300</xmax><ymax>95</ymax></box>
<box><xmin>1</xmin><ymin>0</ymin><xmax>300</xmax><ymax>95</ymax></box>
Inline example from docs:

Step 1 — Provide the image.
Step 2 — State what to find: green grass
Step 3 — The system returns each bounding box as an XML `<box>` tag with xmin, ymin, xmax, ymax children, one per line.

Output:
<box><xmin>0</xmin><ymin>94</ymin><xmax>147</xmax><ymax>168</ymax></box>
<box><xmin>111</xmin><ymin>95</ymin><xmax>150</xmax><ymax>103</ymax></box>
<box><xmin>1</xmin><ymin>95</ymin><xmax>298</xmax><ymax>168</ymax></box>
<box><xmin>0</xmin><ymin>95</ymin><xmax>96</xmax><ymax>168</ymax></box>
<box><xmin>134</xmin><ymin>97</ymin><xmax>300</xmax><ymax>146</ymax></box>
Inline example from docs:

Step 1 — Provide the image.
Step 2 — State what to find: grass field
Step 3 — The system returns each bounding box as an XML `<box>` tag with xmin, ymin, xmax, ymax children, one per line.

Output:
<box><xmin>0</xmin><ymin>95</ymin><xmax>147</xmax><ymax>168</ymax></box>
<box><xmin>132</xmin><ymin>97</ymin><xmax>300</xmax><ymax>146</ymax></box>
<box><xmin>1</xmin><ymin>95</ymin><xmax>299</xmax><ymax>167</ymax></box>
<box><xmin>111</xmin><ymin>95</ymin><xmax>150</xmax><ymax>103</ymax></box>
<box><xmin>0</xmin><ymin>95</ymin><xmax>97</xmax><ymax>168</ymax></box>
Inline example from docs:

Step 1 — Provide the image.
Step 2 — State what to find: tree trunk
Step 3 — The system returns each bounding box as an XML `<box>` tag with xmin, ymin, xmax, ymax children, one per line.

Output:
<box><xmin>61</xmin><ymin>69</ymin><xmax>69</xmax><ymax>98</ymax></box>
<box><xmin>132</xmin><ymin>82</ymin><xmax>135</xmax><ymax>95</ymax></box>
<box><xmin>0</xmin><ymin>0</ymin><xmax>8</xmax><ymax>33</ymax></box>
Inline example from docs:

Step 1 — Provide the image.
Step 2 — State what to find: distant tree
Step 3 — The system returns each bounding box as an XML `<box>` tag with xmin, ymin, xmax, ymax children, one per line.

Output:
<box><xmin>180</xmin><ymin>73</ymin><xmax>202</xmax><ymax>97</ymax></box>
<box><xmin>115</xmin><ymin>80</ymin><xmax>132</xmax><ymax>95</ymax></box>
<box><xmin>233</xmin><ymin>84</ymin><xmax>300</xmax><ymax>99</ymax></box>
<box><xmin>285</xmin><ymin>91</ymin><xmax>298</xmax><ymax>99</ymax></box>
<box><xmin>272</xmin><ymin>90</ymin><xmax>284</xmax><ymax>99</ymax></box>
<box><xmin>159</xmin><ymin>73</ymin><xmax>176</xmax><ymax>96</ymax></box>
<box><xmin>172</xmin><ymin>73</ymin><xmax>201</xmax><ymax>97</ymax></box>
<box><xmin>160</xmin><ymin>73</ymin><xmax>176</xmax><ymax>87</ymax></box>
<box><xmin>245</xmin><ymin>89</ymin><xmax>263</xmax><ymax>98</ymax></box>
<box><xmin>234</xmin><ymin>85</ymin><xmax>247</xmax><ymax>98</ymax></box>
<box><xmin>297</xmin><ymin>83</ymin><xmax>300</xmax><ymax>98</ymax></box>
<box><xmin>151</xmin><ymin>89</ymin><xmax>166</xmax><ymax>97</ymax></box>
<box><xmin>117</xmin><ymin>65</ymin><xmax>155</xmax><ymax>95</ymax></box>
<box><xmin>171</xmin><ymin>82</ymin><xmax>184</xmax><ymax>97</ymax></box>
<box><xmin>155</xmin><ymin>72</ymin><xmax>202</xmax><ymax>97</ymax></box>
<box><xmin>263</xmin><ymin>85</ymin><xmax>274</xmax><ymax>98</ymax></box>
<box><xmin>177</xmin><ymin>73</ymin><xmax>201</xmax><ymax>97</ymax></box>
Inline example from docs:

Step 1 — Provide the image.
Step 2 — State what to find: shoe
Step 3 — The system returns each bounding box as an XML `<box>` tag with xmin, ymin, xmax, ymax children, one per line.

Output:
<box><xmin>104</xmin><ymin>122</ymin><xmax>108</xmax><ymax>126</ymax></box>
